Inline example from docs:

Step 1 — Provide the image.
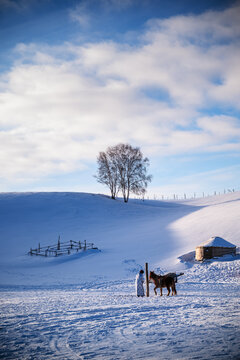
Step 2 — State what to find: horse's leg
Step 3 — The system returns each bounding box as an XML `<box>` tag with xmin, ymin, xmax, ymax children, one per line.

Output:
<box><xmin>154</xmin><ymin>286</ymin><xmax>157</xmax><ymax>295</ymax></box>
<box><xmin>160</xmin><ymin>287</ymin><xmax>163</xmax><ymax>296</ymax></box>
<box><xmin>167</xmin><ymin>285</ymin><xmax>170</xmax><ymax>296</ymax></box>
<box><xmin>172</xmin><ymin>283</ymin><xmax>177</xmax><ymax>295</ymax></box>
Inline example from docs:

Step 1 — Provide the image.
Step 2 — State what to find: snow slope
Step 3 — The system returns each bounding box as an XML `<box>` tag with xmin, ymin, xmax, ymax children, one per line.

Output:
<box><xmin>0</xmin><ymin>191</ymin><xmax>240</xmax><ymax>285</ymax></box>
<box><xmin>0</xmin><ymin>192</ymin><xmax>240</xmax><ymax>359</ymax></box>
<box><xmin>169</xmin><ymin>191</ymin><xmax>240</xmax><ymax>259</ymax></box>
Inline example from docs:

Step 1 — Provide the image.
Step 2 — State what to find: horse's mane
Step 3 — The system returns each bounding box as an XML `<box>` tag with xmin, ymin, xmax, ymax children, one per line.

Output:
<box><xmin>149</xmin><ymin>271</ymin><xmax>161</xmax><ymax>279</ymax></box>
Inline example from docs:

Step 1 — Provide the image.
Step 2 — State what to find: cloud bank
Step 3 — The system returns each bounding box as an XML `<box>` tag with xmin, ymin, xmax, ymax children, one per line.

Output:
<box><xmin>0</xmin><ymin>4</ymin><xmax>240</xmax><ymax>184</ymax></box>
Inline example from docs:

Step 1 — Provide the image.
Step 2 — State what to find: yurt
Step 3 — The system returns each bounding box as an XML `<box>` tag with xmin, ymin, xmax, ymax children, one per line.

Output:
<box><xmin>195</xmin><ymin>236</ymin><xmax>236</xmax><ymax>261</ymax></box>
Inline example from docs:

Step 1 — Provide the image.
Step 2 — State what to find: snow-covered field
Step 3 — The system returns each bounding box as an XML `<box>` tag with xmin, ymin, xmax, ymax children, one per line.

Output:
<box><xmin>0</xmin><ymin>192</ymin><xmax>240</xmax><ymax>359</ymax></box>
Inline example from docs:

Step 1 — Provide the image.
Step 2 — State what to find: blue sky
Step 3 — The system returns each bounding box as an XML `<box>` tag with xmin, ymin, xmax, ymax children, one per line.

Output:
<box><xmin>0</xmin><ymin>0</ymin><xmax>240</xmax><ymax>198</ymax></box>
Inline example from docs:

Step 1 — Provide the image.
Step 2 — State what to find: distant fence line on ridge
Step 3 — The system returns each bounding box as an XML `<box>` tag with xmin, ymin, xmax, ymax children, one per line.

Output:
<box><xmin>132</xmin><ymin>188</ymin><xmax>238</xmax><ymax>201</ymax></box>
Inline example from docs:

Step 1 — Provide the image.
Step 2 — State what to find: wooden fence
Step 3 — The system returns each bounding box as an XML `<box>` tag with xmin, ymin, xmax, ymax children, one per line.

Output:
<box><xmin>28</xmin><ymin>237</ymin><xmax>98</xmax><ymax>257</ymax></box>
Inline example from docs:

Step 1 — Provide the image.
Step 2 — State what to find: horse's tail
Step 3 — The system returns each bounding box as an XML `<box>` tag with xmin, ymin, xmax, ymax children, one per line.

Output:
<box><xmin>172</xmin><ymin>281</ymin><xmax>177</xmax><ymax>295</ymax></box>
<box><xmin>176</xmin><ymin>272</ymin><xmax>184</xmax><ymax>277</ymax></box>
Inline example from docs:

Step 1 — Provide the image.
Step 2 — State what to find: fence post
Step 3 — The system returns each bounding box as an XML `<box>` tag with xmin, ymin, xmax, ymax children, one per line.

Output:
<box><xmin>58</xmin><ymin>236</ymin><xmax>60</xmax><ymax>250</ymax></box>
<box><xmin>145</xmin><ymin>262</ymin><xmax>149</xmax><ymax>297</ymax></box>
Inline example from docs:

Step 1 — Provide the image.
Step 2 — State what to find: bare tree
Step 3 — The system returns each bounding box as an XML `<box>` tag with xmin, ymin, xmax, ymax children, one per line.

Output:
<box><xmin>95</xmin><ymin>151</ymin><xmax>119</xmax><ymax>199</ymax></box>
<box><xmin>95</xmin><ymin>144</ymin><xmax>152</xmax><ymax>202</ymax></box>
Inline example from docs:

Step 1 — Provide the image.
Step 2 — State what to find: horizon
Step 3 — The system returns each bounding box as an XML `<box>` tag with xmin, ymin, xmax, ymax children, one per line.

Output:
<box><xmin>0</xmin><ymin>188</ymin><xmax>239</xmax><ymax>202</ymax></box>
<box><xmin>0</xmin><ymin>0</ymin><xmax>240</xmax><ymax>197</ymax></box>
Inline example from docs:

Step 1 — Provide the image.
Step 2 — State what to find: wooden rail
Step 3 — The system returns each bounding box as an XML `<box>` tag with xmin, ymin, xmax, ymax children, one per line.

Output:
<box><xmin>28</xmin><ymin>237</ymin><xmax>98</xmax><ymax>257</ymax></box>
<box><xmin>145</xmin><ymin>262</ymin><xmax>149</xmax><ymax>297</ymax></box>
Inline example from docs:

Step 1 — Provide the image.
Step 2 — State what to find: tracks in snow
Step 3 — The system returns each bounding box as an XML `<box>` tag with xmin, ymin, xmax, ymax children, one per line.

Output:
<box><xmin>0</xmin><ymin>282</ymin><xmax>240</xmax><ymax>359</ymax></box>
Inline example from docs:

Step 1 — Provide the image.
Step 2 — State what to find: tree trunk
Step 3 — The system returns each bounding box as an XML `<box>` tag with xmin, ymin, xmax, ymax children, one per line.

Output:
<box><xmin>126</xmin><ymin>180</ymin><xmax>130</xmax><ymax>202</ymax></box>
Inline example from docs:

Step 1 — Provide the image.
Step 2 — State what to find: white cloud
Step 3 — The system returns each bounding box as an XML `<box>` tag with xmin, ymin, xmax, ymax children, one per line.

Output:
<box><xmin>146</xmin><ymin>4</ymin><xmax>240</xmax><ymax>44</ymax></box>
<box><xmin>0</xmin><ymin>4</ymin><xmax>240</xmax><ymax>183</ymax></box>
<box><xmin>69</xmin><ymin>3</ymin><xmax>90</xmax><ymax>28</ymax></box>
<box><xmin>68</xmin><ymin>0</ymin><xmax>134</xmax><ymax>28</ymax></box>
<box><xmin>197</xmin><ymin>115</ymin><xmax>240</xmax><ymax>139</ymax></box>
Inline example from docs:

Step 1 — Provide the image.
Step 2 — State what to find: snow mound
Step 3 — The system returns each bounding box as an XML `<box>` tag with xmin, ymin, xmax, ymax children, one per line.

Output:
<box><xmin>0</xmin><ymin>191</ymin><xmax>240</xmax><ymax>286</ymax></box>
<box><xmin>200</xmin><ymin>236</ymin><xmax>236</xmax><ymax>248</ymax></box>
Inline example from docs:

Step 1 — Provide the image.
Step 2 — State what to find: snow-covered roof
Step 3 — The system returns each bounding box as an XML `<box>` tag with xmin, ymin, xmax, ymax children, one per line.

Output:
<box><xmin>200</xmin><ymin>236</ymin><xmax>236</xmax><ymax>248</ymax></box>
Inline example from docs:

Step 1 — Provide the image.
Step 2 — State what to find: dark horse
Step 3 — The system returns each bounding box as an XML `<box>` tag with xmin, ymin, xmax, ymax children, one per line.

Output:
<box><xmin>149</xmin><ymin>271</ymin><xmax>177</xmax><ymax>296</ymax></box>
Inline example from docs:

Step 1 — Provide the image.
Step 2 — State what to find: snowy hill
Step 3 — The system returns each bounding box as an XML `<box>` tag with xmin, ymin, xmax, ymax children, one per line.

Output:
<box><xmin>1</xmin><ymin>192</ymin><xmax>240</xmax><ymax>360</ymax></box>
<box><xmin>0</xmin><ymin>191</ymin><xmax>240</xmax><ymax>286</ymax></box>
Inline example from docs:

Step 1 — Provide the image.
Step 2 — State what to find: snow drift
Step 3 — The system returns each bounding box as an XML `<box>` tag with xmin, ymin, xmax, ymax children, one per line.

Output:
<box><xmin>1</xmin><ymin>191</ymin><xmax>240</xmax><ymax>360</ymax></box>
<box><xmin>0</xmin><ymin>191</ymin><xmax>240</xmax><ymax>286</ymax></box>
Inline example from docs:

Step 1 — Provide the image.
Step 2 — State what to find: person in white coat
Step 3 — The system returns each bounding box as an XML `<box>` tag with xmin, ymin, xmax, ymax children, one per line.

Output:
<box><xmin>135</xmin><ymin>269</ymin><xmax>145</xmax><ymax>297</ymax></box>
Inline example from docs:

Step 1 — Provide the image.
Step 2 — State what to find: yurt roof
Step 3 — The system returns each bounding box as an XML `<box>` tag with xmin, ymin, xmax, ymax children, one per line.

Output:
<box><xmin>199</xmin><ymin>236</ymin><xmax>236</xmax><ymax>248</ymax></box>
